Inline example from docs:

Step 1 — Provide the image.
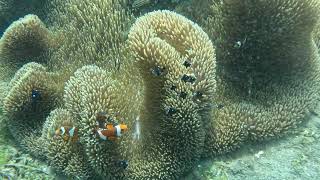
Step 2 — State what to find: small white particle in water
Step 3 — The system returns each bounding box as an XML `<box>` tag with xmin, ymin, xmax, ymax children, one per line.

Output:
<box><xmin>254</xmin><ymin>150</ymin><xmax>264</xmax><ymax>159</ymax></box>
<box><xmin>132</xmin><ymin>116</ymin><xmax>141</xmax><ymax>141</ymax></box>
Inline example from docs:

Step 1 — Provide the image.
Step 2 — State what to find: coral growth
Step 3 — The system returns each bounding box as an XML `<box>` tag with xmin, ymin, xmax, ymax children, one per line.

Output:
<box><xmin>1</xmin><ymin>0</ymin><xmax>320</xmax><ymax>179</ymax></box>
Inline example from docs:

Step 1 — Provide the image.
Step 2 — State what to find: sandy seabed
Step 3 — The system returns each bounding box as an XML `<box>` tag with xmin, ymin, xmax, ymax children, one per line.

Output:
<box><xmin>187</xmin><ymin>111</ymin><xmax>320</xmax><ymax>180</ymax></box>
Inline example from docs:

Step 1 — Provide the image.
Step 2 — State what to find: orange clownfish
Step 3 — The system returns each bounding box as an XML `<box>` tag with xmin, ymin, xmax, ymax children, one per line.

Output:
<box><xmin>96</xmin><ymin>123</ymin><xmax>128</xmax><ymax>141</ymax></box>
<box><xmin>55</xmin><ymin>126</ymin><xmax>79</xmax><ymax>142</ymax></box>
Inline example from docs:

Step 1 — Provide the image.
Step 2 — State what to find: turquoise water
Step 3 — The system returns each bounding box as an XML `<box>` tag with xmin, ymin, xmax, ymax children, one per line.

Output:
<box><xmin>1</xmin><ymin>0</ymin><xmax>320</xmax><ymax>179</ymax></box>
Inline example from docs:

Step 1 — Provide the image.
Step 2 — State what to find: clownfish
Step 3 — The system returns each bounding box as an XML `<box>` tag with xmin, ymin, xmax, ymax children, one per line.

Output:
<box><xmin>96</xmin><ymin>123</ymin><xmax>128</xmax><ymax>141</ymax></box>
<box><xmin>117</xmin><ymin>160</ymin><xmax>129</xmax><ymax>169</ymax></box>
<box><xmin>55</xmin><ymin>126</ymin><xmax>79</xmax><ymax>142</ymax></box>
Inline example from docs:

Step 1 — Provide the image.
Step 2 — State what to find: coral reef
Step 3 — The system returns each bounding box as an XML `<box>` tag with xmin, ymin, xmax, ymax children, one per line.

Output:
<box><xmin>1</xmin><ymin>0</ymin><xmax>320</xmax><ymax>179</ymax></box>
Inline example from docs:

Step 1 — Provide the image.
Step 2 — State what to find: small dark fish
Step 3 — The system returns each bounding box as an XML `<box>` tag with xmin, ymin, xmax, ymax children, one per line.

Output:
<box><xmin>151</xmin><ymin>66</ymin><xmax>166</xmax><ymax>76</ymax></box>
<box><xmin>179</xmin><ymin>92</ymin><xmax>187</xmax><ymax>99</ymax></box>
<box><xmin>165</xmin><ymin>107</ymin><xmax>177</xmax><ymax>116</ymax></box>
<box><xmin>234</xmin><ymin>36</ymin><xmax>247</xmax><ymax>49</ymax></box>
<box><xmin>31</xmin><ymin>89</ymin><xmax>41</xmax><ymax>102</ymax></box>
<box><xmin>181</xmin><ymin>74</ymin><xmax>196</xmax><ymax>83</ymax></box>
<box><xmin>193</xmin><ymin>91</ymin><xmax>203</xmax><ymax>99</ymax></box>
<box><xmin>30</xmin><ymin>89</ymin><xmax>41</xmax><ymax>111</ymax></box>
<box><xmin>217</xmin><ymin>104</ymin><xmax>224</xmax><ymax>109</ymax></box>
<box><xmin>183</xmin><ymin>60</ymin><xmax>192</xmax><ymax>68</ymax></box>
<box><xmin>117</xmin><ymin>160</ymin><xmax>129</xmax><ymax>169</ymax></box>
<box><xmin>234</xmin><ymin>41</ymin><xmax>242</xmax><ymax>48</ymax></box>
<box><xmin>170</xmin><ymin>85</ymin><xmax>177</xmax><ymax>91</ymax></box>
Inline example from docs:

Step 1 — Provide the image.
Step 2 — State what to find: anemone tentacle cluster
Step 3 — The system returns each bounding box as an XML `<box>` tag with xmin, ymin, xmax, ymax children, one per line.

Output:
<box><xmin>203</xmin><ymin>0</ymin><xmax>320</xmax><ymax>156</ymax></box>
<box><xmin>2</xmin><ymin>62</ymin><xmax>63</xmax><ymax>158</ymax></box>
<box><xmin>1</xmin><ymin>0</ymin><xmax>320</xmax><ymax>179</ymax></box>
<box><xmin>126</xmin><ymin>10</ymin><xmax>216</xmax><ymax>179</ymax></box>
<box><xmin>0</xmin><ymin>14</ymin><xmax>56</xmax><ymax>80</ymax></box>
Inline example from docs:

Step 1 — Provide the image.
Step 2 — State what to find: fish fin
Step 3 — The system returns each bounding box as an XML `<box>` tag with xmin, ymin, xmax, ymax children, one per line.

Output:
<box><xmin>63</xmin><ymin>135</ymin><xmax>69</xmax><ymax>141</ymax></box>
<box><xmin>106</xmin><ymin>124</ymin><xmax>113</xmax><ymax>129</ymax></box>
<box><xmin>71</xmin><ymin>137</ymin><xmax>78</xmax><ymax>143</ymax></box>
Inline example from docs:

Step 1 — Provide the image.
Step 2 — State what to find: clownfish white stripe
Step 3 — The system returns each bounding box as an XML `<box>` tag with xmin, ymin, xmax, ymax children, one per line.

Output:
<box><xmin>97</xmin><ymin>129</ymin><xmax>107</xmax><ymax>140</ymax></box>
<box><xmin>115</xmin><ymin>125</ymin><xmax>121</xmax><ymax>137</ymax></box>
<box><xmin>69</xmin><ymin>127</ymin><xmax>75</xmax><ymax>137</ymax></box>
<box><xmin>60</xmin><ymin>127</ymin><xmax>66</xmax><ymax>135</ymax></box>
